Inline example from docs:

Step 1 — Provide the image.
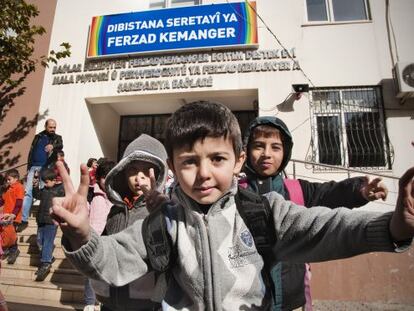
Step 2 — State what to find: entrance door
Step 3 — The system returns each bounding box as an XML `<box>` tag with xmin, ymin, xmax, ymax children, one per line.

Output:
<box><xmin>118</xmin><ymin>110</ymin><xmax>257</xmax><ymax>160</ymax></box>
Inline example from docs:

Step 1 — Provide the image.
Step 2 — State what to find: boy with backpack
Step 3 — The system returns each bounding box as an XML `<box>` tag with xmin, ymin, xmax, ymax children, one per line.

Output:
<box><xmin>33</xmin><ymin>168</ymin><xmax>65</xmax><ymax>281</ymax></box>
<box><xmin>240</xmin><ymin>116</ymin><xmax>388</xmax><ymax>310</ymax></box>
<box><xmin>52</xmin><ymin>101</ymin><xmax>413</xmax><ymax>310</ymax></box>
<box><xmin>87</xmin><ymin>135</ymin><xmax>167</xmax><ymax>311</ymax></box>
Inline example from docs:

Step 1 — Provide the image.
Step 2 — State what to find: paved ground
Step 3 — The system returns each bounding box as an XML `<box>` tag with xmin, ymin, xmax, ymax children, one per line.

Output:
<box><xmin>313</xmin><ymin>300</ymin><xmax>414</xmax><ymax>311</ymax></box>
<box><xmin>7</xmin><ymin>300</ymin><xmax>414</xmax><ymax>310</ymax></box>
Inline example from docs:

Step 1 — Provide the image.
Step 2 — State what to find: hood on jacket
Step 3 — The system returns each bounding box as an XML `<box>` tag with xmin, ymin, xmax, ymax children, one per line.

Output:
<box><xmin>105</xmin><ymin>134</ymin><xmax>168</xmax><ymax>206</ymax></box>
<box><xmin>243</xmin><ymin>116</ymin><xmax>293</xmax><ymax>175</ymax></box>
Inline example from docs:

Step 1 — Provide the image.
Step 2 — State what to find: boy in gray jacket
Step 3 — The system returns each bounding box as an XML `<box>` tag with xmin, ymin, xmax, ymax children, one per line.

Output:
<box><xmin>52</xmin><ymin>101</ymin><xmax>414</xmax><ymax>311</ymax></box>
<box><xmin>90</xmin><ymin>134</ymin><xmax>167</xmax><ymax>311</ymax></box>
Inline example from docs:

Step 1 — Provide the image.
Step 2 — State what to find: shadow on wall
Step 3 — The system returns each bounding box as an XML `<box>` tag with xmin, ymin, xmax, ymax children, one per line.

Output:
<box><xmin>381</xmin><ymin>78</ymin><xmax>414</xmax><ymax>114</ymax></box>
<box><xmin>0</xmin><ymin>109</ymin><xmax>49</xmax><ymax>172</ymax></box>
<box><xmin>276</xmin><ymin>93</ymin><xmax>297</xmax><ymax>112</ymax></box>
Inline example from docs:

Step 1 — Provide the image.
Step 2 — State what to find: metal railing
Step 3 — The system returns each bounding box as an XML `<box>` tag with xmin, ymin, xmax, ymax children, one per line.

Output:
<box><xmin>0</xmin><ymin>162</ymin><xmax>28</xmax><ymax>174</ymax></box>
<box><xmin>288</xmin><ymin>158</ymin><xmax>399</xmax><ymax>180</ymax></box>
<box><xmin>287</xmin><ymin>159</ymin><xmax>399</xmax><ymax>209</ymax></box>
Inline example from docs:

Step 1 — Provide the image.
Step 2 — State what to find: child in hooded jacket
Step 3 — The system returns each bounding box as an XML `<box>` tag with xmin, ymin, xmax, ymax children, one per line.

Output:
<box><xmin>52</xmin><ymin>101</ymin><xmax>414</xmax><ymax>311</ymax></box>
<box><xmin>240</xmin><ymin>116</ymin><xmax>388</xmax><ymax>310</ymax></box>
<box><xmin>88</xmin><ymin>134</ymin><xmax>168</xmax><ymax>311</ymax></box>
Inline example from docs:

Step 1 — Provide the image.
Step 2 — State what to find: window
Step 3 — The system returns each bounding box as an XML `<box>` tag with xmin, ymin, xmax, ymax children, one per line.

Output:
<box><xmin>309</xmin><ymin>86</ymin><xmax>392</xmax><ymax>170</ymax></box>
<box><xmin>149</xmin><ymin>0</ymin><xmax>200</xmax><ymax>9</ymax></box>
<box><xmin>306</xmin><ymin>0</ymin><xmax>371</xmax><ymax>22</ymax></box>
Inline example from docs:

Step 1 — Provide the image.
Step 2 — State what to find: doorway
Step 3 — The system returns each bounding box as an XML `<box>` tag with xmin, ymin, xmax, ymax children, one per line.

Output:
<box><xmin>118</xmin><ymin>110</ymin><xmax>257</xmax><ymax>160</ymax></box>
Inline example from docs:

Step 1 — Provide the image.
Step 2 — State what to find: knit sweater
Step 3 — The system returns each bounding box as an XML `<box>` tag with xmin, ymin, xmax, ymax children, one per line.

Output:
<box><xmin>63</xmin><ymin>180</ymin><xmax>404</xmax><ymax>311</ymax></box>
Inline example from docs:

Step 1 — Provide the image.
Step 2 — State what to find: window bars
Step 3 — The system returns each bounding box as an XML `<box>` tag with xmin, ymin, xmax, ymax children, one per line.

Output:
<box><xmin>309</xmin><ymin>86</ymin><xmax>392</xmax><ymax>170</ymax></box>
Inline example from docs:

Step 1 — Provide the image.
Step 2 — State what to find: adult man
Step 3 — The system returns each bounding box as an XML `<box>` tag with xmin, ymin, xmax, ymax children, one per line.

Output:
<box><xmin>18</xmin><ymin>119</ymin><xmax>63</xmax><ymax>232</ymax></box>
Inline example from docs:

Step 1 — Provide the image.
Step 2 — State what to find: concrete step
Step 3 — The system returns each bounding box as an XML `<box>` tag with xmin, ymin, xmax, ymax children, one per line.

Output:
<box><xmin>5</xmin><ymin>295</ymin><xmax>84</xmax><ymax>311</ymax></box>
<box><xmin>1</xmin><ymin>263</ymin><xmax>84</xmax><ymax>284</ymax></box>
<box><xmin>1</xmin><ymin>252</ymin><xmax>74</xmax><ymax>269</ymax></box>
<box><xmin>0</xmin><ymin>277</ymin><xmax>84</xmax><ymax>303</ymax></box>
<box><xmin>0</xmin><ymin>204</ymin><xmax>86</xmax><ymax>308</ymax></box>
<box><xmin>17</xmin><ymin>241</ymin><xmax>66</xmax><ymax>258</ymax></box>
<box><xmin>19</xmin><ymin>223</ymin><xmax>64</xmax><ymax>237</ymax></box>
<box><xmin>17</xmin><ymin>233</ymin><xmax>62</xmax><ymax>246</ymax></box>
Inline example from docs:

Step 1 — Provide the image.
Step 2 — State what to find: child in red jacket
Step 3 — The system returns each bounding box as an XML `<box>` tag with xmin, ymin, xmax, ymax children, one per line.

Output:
<box><xmin>0</xmin><ymin>169</ymin><xmax>24</xmax><ymax>264</ymax></box>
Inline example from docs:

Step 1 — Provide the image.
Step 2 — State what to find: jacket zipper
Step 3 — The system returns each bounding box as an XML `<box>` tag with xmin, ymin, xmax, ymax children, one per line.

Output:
<box><xmin>202</xmin><ymin>213</ymin><xmax>216</xmax><ymax>311</ymax></box>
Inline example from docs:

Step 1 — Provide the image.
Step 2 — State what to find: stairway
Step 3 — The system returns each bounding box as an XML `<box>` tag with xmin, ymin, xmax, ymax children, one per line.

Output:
<box><xmin>0</xmin><ymin>206</ymin><xmax>85</xmax><ymax>310</ymax></box>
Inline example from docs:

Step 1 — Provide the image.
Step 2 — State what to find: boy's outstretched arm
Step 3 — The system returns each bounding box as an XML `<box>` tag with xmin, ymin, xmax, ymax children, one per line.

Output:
<box><xmin>51</xmin><ymin>161</ymin><xmax>91</xmax><ymax>250</ymax></box>
<box><xmin>360</xmin><ymin>176</ymin><xmax>388</xmax><ymax>201</ymax></box>
<box><xmin>390</xmin><ymin>167</ymin><xmax>414</xmax><ymax>242</ymax></box>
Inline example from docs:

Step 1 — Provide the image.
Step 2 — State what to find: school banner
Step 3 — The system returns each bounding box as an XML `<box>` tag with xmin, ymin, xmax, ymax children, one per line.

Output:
<box><xmin>87</xmin><ymin>2</ymin><xmax>258</xmax><ymax>58</ymax></box>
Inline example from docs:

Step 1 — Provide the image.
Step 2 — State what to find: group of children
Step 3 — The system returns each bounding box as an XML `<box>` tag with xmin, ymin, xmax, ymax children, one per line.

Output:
<box><xmin>0</xmin><ymin>149</ymin><xmax>71</xmax><ymax>283</ymax></box>
<box><xmin>0</xmin><ymin>100</ymin><xmax>411</xmax><ymax>310</ymax></box>
<box><xmin>49</xmin><ymin>100</ymin><xmax>413</xmax><ymax>311</ymax></box>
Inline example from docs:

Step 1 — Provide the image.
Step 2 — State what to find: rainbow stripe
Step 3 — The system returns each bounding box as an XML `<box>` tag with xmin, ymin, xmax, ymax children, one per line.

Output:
<box><xmin>243</xmin><ymin>1</ymin><xmax>258</xmax><ymax>44</ymax></box>
<box><xmin>88</xmin><ymin>16</ymin><xmax>105</xmax><ymax>57</ymax></box>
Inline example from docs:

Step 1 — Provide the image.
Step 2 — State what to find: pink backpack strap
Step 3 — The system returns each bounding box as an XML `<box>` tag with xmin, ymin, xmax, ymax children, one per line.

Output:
<box><xmin>283</xmin><ymin>179</ymin><xmax>305</xmax><ymax>206</ymax></box>
<box><xmin>284</xmin><ymin>179</ymin><xmax>312</xmax><ymax>310</ymax></box>
<box><xmin>238</xmin><ymin>177</ymin><xmax>249</xmax><ymax>189</ymax></box>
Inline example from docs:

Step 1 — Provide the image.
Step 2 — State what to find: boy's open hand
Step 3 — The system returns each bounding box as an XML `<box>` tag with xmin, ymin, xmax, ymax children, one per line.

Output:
<box><xmin>139</xmin><ymin>168</ymin><xmax>169</xmax><ymax>213</ymax></box>
<box><xmin>361</xmin><ymin>176</ymin><xmax>388</xmax><ymax>201</ymax></box>
<box><xmin>51</xmin><ymin>161</ymin><xmax>91</xmax><ymax>250</ymax></box>
<box><xmin>390</xmin><ymin>167</ymin><xmax>414</xmax><ymax>242</ymax></box>
<box><xmin>1</xmin><ymin>213</ymin><xmax>15</xmax><ymax>222</ymax></box>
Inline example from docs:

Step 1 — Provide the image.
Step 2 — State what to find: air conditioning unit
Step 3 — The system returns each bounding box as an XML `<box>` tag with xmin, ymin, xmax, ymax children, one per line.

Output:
<box><xmin>394</xmin><ymin>61</ymin><xmax>414</xmax><ymax>98</ymax></box>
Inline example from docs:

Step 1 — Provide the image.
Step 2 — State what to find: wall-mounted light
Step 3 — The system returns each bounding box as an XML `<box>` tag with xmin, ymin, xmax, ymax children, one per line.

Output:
<box><xmin>292</xmin><ymin>84</ymin><xmax>309</xmax><ymax>100</ymax></box>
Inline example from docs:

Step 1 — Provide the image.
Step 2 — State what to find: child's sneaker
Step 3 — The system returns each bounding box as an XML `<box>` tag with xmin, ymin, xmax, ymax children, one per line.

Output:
<box><xmin>35</xmin><ymin>257</ymin><xmax>55</xmax><ymax>275</ymax></box>
<box><xmin>35</xmin><ymin>263</ymin><xmax>51</xmax><ymax>281</ymax></box>
<box><xmin>1</xmin><ymin>248</ymin><xmax>10</xmax><ymax>260</ymax></box>
<box><xmin>83</xmin><ymin>305</ymin><xmax>95</xmax><ymax>311</ymax></box>
<box><xmin>16</xmin><ymin>221</ymin><xmax>28</xmax><ymax>232</ymax></box>
<box><xmin>6</xmin><ymin>249</ymin><xmax>20</xmax><ymax>264</ymax></box>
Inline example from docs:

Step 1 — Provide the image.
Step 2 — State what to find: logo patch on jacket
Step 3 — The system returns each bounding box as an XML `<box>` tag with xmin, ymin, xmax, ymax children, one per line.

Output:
<box><xmin>240</xmin><ymin>229</ymin><xmax>254</xmax><ymax>248</ymax></box>
<box><xmin>227</xmin><ymin>229</ymin><xmax>259</xmax><ymax>268</ymax></box>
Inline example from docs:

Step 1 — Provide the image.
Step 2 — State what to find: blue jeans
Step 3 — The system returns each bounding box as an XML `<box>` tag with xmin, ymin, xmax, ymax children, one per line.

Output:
<box><xmin>84</xmin><ymin>278</ymin><xmax>96</xmax><ymax>305</ymax></box>
<box><xmin>22</xmin><ymin>166</ymin><xmax>43</xmax><ymax>222</ymax></box>
<box><xmin>37</xmin><ymin>224</ymin><xmax>57</xmax><ymax>263</ymax></box>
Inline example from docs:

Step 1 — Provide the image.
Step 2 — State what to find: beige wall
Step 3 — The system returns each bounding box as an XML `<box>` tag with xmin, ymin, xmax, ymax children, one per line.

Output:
<box><xmin>36</xmin><ymin>0</ymin><xmax>414</xmax><ymax>305</ymax></box>
<box><xmin>0</xmin><ymin>0</ymin><xmax>57</xmax><ymax>177</ymax></box>
<box><xmin>312</xmin><ymin>249</ymin><xmax>414</xmax><ymax>303</ymax></box>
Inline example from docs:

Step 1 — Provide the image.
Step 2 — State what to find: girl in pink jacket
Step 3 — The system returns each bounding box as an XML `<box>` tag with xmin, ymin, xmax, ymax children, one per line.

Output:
<box><xmin>84</xmin><ymin>160</ymin><xmax>115</xmax><ymax>311</ymax></box>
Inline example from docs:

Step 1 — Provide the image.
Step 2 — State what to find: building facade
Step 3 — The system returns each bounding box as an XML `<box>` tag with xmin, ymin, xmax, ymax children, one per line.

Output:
<box><xmin>4</xmin><ymin>0</ymin><xmax>414</xmax><ymax>305</ymax></box>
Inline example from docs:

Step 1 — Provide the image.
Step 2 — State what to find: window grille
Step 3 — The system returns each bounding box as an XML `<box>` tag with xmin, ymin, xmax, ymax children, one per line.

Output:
<box><xmin>149</xmin><ymin>0</ymin><xmax>200</xmax><ymax>9</ymax></box>
<box><xmin>309</xmin><ymin>86</ymin><xmax>392</xmax><ymax>170</ymax></box>
<box><xmin>306</xmin><ymin>0</ymin><xmax>371</xmax><ymax>22</ymax></box>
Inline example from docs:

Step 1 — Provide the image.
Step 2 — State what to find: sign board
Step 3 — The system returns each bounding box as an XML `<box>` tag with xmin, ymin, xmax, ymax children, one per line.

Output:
<box><xmin>87</xmin><ymin>2</ymin><xmax>258</xmax><ymax>58</ymax></box>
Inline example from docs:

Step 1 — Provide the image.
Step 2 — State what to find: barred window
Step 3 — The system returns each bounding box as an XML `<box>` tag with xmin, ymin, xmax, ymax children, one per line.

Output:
<box><xmin>149</xmin><ymin>0</ymin><xmax>200</xmax><ymax>9</ymax></box>
<box><xmin>306</xmin><ymin>0</ymin><xmax>371</xmax><ymax>22</ymax></box>
<box><xmin>310</xmin><ymin>86</ymin><xmax>391</xmax><ymax>170</ymax></box>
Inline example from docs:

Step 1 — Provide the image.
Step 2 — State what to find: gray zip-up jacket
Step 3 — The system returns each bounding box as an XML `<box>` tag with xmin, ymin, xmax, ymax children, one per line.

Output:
<box><xmin>91</xmin><ymin>133</ymin><xmax>168</xmax><ymax>310</ymax></box>
<box><xmin>64</xmin><ymin>180</ymin><xmax>406</xmax><ymax>311</ymax></box>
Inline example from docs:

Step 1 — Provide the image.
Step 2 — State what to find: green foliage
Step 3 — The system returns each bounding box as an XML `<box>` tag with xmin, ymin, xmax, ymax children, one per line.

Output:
<box><xmin>0</xmin><ymin>0</ymin><xmax>71</xmax><ymax>116</ymax></box>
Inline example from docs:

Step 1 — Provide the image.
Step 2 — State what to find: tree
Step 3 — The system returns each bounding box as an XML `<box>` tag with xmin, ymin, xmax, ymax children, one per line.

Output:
<box><xmin>0</xmin><ymin>0</ymin><xmax>71</xmax><ymax>171</ymax></box>
<box><xmin>0</xmin><ymin>0</ymin><xmax>71</xmax><ymax>119</ymax></box>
